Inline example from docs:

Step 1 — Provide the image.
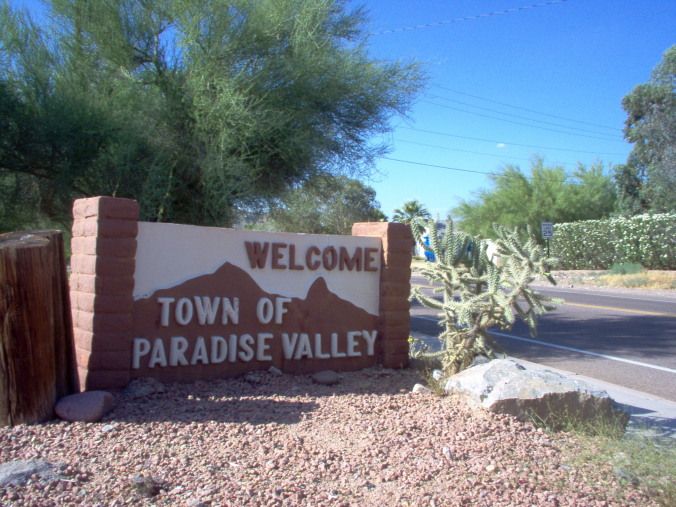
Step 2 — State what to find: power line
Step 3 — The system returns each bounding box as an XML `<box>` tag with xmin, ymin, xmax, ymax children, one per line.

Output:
<box><xmin>381</xmin><ymin>155</ymin><xmax>595</xmax><ymax>182</ymax></box>
<box><xmin>398</xmin><ymin>125</ymin><xmax>627</xmax><ymax>156</ymax></box>
<box><xmin>395</xmin><ymin>138</ymin><xmax>575</xmax><ymax>167</ymax></box>
<box><xmin>432</xmin><ymin>85</ymin><xmax>622</xmax><ymax>132</ymax></box>
<box><xmin>426</xmin><ymin>94</ymin><xmax>623</xmax><ymax>138</ymax></box>
<box><xmin>382</xmin><ymin>156</ymin><xmax>496</xmax><ymax>175</ymax></box>
<box><xmin>370</xmin><ymin>0</ymin><xmax>569</xmax><ymax>35</ymax></box>
<box><xmin>420</xmin><ymin>99</ymin><xmax>623</xmax><ymax>142</ymax></box>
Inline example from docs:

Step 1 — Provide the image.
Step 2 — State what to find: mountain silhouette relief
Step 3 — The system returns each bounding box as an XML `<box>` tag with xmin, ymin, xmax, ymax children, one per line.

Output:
<box><xmin>131</xmin><ymin>262</ymin><xmax>380</xmax><ymax>382</ymax></box>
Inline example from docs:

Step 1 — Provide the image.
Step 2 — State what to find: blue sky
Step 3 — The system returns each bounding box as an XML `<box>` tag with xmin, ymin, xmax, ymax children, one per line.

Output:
<box><xmin>354</xmin><ymin>0</ymin><xmax>676</xmax><ymax>219</ymax></box>
<box><xmin>10</xmin><ymin>0</ymin><xmax>676</xmax><ymax>221</ymax></box>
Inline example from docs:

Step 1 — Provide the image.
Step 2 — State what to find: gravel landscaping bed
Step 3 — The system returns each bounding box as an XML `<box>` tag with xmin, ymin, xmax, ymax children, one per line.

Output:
<box><xmin>0</xmin><ymin>368</ymin><xmax>653</xmax><ymax>506</ymax></box>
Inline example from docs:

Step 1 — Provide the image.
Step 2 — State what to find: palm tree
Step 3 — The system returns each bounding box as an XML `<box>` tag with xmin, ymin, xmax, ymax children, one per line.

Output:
<box><xmin>392</xmin><ymin>200</ymin><xmax>431</xmax><ymax>234</ymax></box>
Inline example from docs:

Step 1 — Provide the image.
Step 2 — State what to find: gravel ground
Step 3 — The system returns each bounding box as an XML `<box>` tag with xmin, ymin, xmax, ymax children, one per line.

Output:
<box><xmin>0</xmin><ymin>368</ymin><xmax>654</xmax><ymax>506</ymax></box>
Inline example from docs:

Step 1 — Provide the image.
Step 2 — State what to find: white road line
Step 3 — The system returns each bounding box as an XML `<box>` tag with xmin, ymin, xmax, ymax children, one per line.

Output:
<box><xmin>412</xmin><ymin>277</ymin><xmax>676</xmax><ymax>304</ymax></box>
<box><xmin>415</xmin><ymin>315</ymin><xmax>442</xmax><ymax>323</ymax></box>
<box><xmin>535</xmin><ymin>287</ymin><xmax>676</xmax><ymax>304</ymax></box>
<box><xmin>411</xmin><ymin>315</ymin><xmax>676</xmax><ymax>374</ymax></box>
<box><xmin>491</xmin><ymin>331</ymin><xmax>676</xmax><ymax>374</ymax></box>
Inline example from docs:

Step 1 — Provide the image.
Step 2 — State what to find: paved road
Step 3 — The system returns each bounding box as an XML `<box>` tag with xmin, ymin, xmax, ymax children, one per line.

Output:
<box><xmin>410</xmin><ymin>276</ymin><xmax>676</xmax><ymax>401</ymax></box>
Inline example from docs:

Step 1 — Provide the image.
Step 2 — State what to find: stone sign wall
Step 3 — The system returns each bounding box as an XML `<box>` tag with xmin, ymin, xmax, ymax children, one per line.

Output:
<box><xmin>70</xmin><ymin>196</ymin><xmax>413</xmax><ymax>390</ymax></box>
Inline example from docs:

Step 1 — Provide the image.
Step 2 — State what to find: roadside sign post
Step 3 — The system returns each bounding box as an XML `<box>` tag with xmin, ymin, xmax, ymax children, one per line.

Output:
<box><xmin>541</xmin><ymin>221</ymin><xmax>553</xmax><ymax>256</ymax></box>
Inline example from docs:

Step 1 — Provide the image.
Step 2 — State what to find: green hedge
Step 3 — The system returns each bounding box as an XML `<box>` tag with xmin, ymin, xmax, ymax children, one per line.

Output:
<box><xmin>550</xmin><ymin>213</ymin><xmax>676</xmax><ymax>270</ymax></box>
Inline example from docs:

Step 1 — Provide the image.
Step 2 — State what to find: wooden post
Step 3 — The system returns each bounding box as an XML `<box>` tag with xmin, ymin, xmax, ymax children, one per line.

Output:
<box><xmin>0</xmin><ymin>230</ymin><xmax>77</xmax><ymax>426</ymax></box>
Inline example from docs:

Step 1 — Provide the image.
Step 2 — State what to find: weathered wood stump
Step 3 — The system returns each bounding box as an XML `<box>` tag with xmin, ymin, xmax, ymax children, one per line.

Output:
<box><xmin>0</xmin><ymin>230</ymin><xmax>77</xmax><ymax>426</ymax></box>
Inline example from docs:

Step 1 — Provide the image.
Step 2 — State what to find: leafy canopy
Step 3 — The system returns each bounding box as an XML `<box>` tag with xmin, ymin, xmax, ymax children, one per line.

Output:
<box><xmin>0</xmin><ymin>0</ymin><xmax>422</xmax><ymax>229</ymax></box>
<box><xmin>616</xmin><ymin>45</ymin><xmax>675</xmax><ymax>214</ymax></box>
<box><xmin>392</xmin><ymin>199</ymin><xmax>431</xmax><ymax>237</ymax></box>
<box><xmin>453</xmin><ymin>159</ymin><xmax>616</xmax><ymax>239</ymax></box>
<box><xmin>252</xmin><ymin>174</ymin><xmax>385</xmax><ymax>235</ymax></box>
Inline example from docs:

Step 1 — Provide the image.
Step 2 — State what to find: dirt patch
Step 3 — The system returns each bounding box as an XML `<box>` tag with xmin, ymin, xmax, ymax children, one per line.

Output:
<box><xmin>0</xmin><ymin>368</ymin><xmax>654</xmax><ymax>506</ymax></box>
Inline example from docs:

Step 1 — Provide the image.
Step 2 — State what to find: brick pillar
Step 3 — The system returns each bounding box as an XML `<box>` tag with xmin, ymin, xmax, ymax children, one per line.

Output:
<box><xmin>352</xmin><ymin>222</ymin><xmax>413</xmax><ymax>368</ymax></box>
<box><xmin>70</xmin><ymin>197</ymin><xmax>139</xmax><ymax>390</ymax></box>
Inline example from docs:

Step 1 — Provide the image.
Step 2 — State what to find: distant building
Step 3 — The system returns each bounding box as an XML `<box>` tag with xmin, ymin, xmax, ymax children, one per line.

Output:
<box><xmin>414</xmin><ymin>222</ymin><xmax>446</xmax><ymax>260</ymax></box>
<box><xmin>415</xmin><ymin>223</ymin><xmax>501</xmax><ymax>266</ymax></box>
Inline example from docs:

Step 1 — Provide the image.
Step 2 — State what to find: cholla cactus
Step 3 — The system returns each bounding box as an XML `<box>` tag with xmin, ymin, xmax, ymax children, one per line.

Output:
<box><xmin>410</xmin><ymin>219</ymin><xmax>559</xmax><ymax>374</ymax></box>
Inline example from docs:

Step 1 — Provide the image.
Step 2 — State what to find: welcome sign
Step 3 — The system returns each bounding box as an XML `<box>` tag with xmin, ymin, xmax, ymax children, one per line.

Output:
<box><xmin>131</xmin><ymin>223</ymin><xmax>381</xmax><ymax>381</ymax></box>
<box><xmin>70</xmin><ymin>197</ymin><xmax>412</xmax><ymax>389</ymax></box>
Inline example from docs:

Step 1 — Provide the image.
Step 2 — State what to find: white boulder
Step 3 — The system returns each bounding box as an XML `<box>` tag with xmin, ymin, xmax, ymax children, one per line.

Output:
<box><xmin>444</xmin><ymin>359</ymin><xmax>628</xmax><ymax>429</ymax></box>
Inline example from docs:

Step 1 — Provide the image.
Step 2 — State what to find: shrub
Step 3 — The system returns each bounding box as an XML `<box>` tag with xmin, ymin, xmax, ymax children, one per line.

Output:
<box><xmin>410</xmin><ymin>219</ymin><xmax>558</xmax><ymax>374</ymax></box>
<box><xmin>551</xmin><ymin>213</ymin><xmax>676</xmax><ymax>269</ymax></box>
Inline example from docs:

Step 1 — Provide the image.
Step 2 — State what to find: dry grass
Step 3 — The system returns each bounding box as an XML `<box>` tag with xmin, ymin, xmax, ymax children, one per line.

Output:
<box><xmin>563</xmin><ymin>432</ymin><xmax>676</xmax><ymax>507</ymax></box>
<box><xmin>538</xmin><ymin>270</ymin><xmax>676</xmax><ymax>291</ymax></box>
<box><xmin>595</xmin><ymin>271</ymin><xmax>676</xmax><ymax>290</ymax></box>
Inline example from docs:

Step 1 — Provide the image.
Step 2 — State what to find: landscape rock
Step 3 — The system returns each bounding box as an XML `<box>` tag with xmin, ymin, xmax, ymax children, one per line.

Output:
<box><xmin>0</xmin><ymin>460</ymin><xmax>63</xmax><ymax>486</ymax></box>
<box><xmin>101</xmin><ymin>423</ymin><xmax>117</xmax><ymax>433</ymax></box>
<box><xmin>444</xmin><ymin>359</ymin><xmax>629</xmax><ymax>429</ymax></box>
<box><xmin>124</xmin><ymin>377</ymin><xmax>166</xmax><ymax>399</ymax></box>
<box><xmin>431</xmin><ymin>369</ymin><xmax>444</xmax><ymax>381</ymax></box>
<box><xmin>268</xmin><ymin>366</ymin><xmax>283</xmax><ymax>376</ymax></box>
<box><xmin>469</xmin><ymin>354</ymin><xmax>491</xmax><ymax>368</ymax></box>
<box><xmin>131</xmin><ymin>474</ymin><xmax>162</xmax><ymax>497</ymax></box>
<box><xmin>54</xmin><ymin>391</ymin><xmax>115</xmax><ymax>423</ymax></box>
<box><xmin>441</xmin><ymin>446</ymin><xmax>454</xmax><ymax>462</ymax></box>
<box><xmin>244</xmin><ymin>372</ymin><xmax>263</xmax><ymax>384</ymax></box>
<box><xmin>311</xmin><ymin>370</ymin><xmax>341</xmax><ymax>385</ymax></box>
<box><xmin>412</xmin><ymin>383</ymin><xmax>432</xmax><ymax>394</ymax></box>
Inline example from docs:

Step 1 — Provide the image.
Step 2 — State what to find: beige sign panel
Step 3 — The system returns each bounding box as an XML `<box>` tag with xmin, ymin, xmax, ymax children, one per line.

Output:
<box><xmin>130</xmin><ymin>224</ymin><xmax>381</xmax><ymax>381</ymax></box>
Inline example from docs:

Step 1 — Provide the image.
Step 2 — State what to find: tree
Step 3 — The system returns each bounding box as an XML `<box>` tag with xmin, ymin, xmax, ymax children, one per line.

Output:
<box><xmin>392</xmin><ymin>199</ymin><xmax>431</xmax><ymax>236</ymax></box>
<box><xmin>613</xmin><ymin>158</ymin><xmax>649</xmax><ymax>216</ymax></box>
<box><xmin>618</xmin><ymin>45</ymin><xmax>676</xmax><ymax>213</ymax></box>
<box><xmin>453</xmin><ymin>159</ymin><xmax>616</xmax><ymax>238</ymax></box>
<box><xmin>253</xmin><ymin>174</ymin><xmax>385</xmax><ymax>234</ymax></box>
<box><xmin>0</xmin><ymin>0</ymin><xmax>422</xmax><ymax>227</ymax></box>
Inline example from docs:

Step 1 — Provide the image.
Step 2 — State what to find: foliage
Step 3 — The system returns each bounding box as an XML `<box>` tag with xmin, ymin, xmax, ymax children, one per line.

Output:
<box><xmin>453</xmin><ymin>159</ymin><xmax>616</xmax><ymax>240</ymax></box>
<box><xmin>251</xmin><ymin>174</ymin><xmax>385</xmax><ymax>234</ymax></box>
<box><xmin>618</xmin><ymin>45</ymin><xmax>675</xmax><ymax>214</ymax></box>
<box><xmin>551</xmin><ymin>213</ymin><xmax>675</xmax><ymax>269</ymax></box>
<box><xmin>409</xmin><ymin>218</ymin><xmax>558</xmax><ymax>375</ymax></box>
<box><xmin>0</xmin><ymin>0</ymin><xmax>422</xmax><ymax>227</ymax></box>
<box><xmin>609</xmin><ymin>262</ymin><xmax>644</xmax><ymax>275</ymax></box>
<box><xmin>613</xmin><ymin>160</ymin><xmax>650</xmax><ymax>216</ymax></box>
<box><xmin>528</xmin><ymin>400</ymin><xmax>627</xmax><ymax>437</ymax></box>
<box><xmin>392</xmin><ymin>199</ymin><xmax>431</xmax><ymax>236</ymax></box>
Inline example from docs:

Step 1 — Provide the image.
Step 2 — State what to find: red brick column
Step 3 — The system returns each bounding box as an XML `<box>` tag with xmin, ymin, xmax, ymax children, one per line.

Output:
<box><xmin>70</xmin><ymin>197</ymin><xmax>139</xmax><ymax>390</ymax></box>
<box><xmin>352</xmin><ymin>222</ymin><xmax>413</xmax><ymax>368</ymax></box>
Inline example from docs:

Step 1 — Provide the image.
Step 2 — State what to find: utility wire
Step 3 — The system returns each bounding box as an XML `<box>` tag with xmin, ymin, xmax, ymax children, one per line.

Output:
<box><xmin>370</xmin><ymin>0</ymin><xmax>568</xmax><ymax>35</ymax></box>
<box><xmin>421</xmin><ymin>99</ymin><xmax>623</xmax><ymax>142</ymax></box>
<box><xmin>426</xmin><ymin>94</ymin><xmax>623</xmax><ymax>138</ymax></box>
<box><xmin>382</xmin><ymin>155</ymin><xmax>594</xmax><ymax>182</ymax></box>
<box><xmin>398</xmin><ymin>125</ymin><xmax>627</xmax><ymax>156</ymax></box>
<box><xmin>382</xmin><ymin>156</ymin><xmax>496</xmax><ymax>175</ymax></box>
<box><xmin>395</xmin><ymin>139</ymin><xmax>575</xmax><ymax>168</ymax></box>
<box><xmin>432</xmin><ymin>85</ymin><xmax>622</xmax><ymax>132</ymax></box>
